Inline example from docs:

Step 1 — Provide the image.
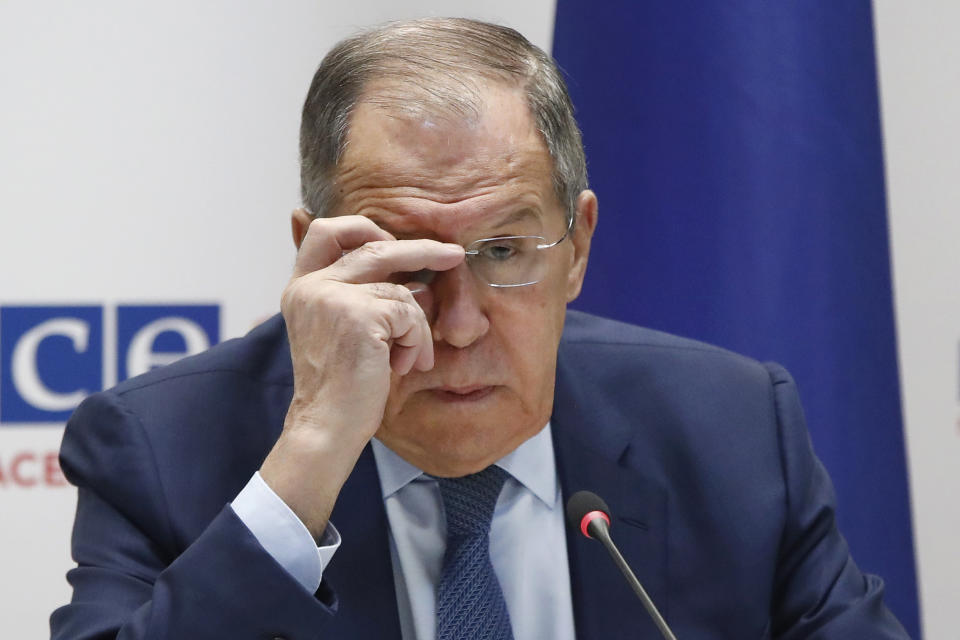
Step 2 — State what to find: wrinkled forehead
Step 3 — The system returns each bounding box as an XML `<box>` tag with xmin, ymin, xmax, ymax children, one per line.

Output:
<box><xmin>331</xmin><ymin>83</ymin><xmax>562</xmax><ymax>236</ymax></box>
<box><xmin>339</xmin><ymin>81</ymin><xmax>553</xmax><ymax>191</ymax></box>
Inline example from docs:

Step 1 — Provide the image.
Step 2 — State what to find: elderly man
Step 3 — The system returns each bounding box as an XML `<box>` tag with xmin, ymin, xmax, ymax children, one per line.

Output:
<box><xmin>51</xmin><ymin>18</ymin><xmax>909</xmax><ymax>640</ymax></box>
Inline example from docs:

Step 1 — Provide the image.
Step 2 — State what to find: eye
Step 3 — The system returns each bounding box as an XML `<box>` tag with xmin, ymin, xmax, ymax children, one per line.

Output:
<box><xmin>478</xmin><ymin>240</ymin><xmax>521</xmax><ymax>261</ymax></box>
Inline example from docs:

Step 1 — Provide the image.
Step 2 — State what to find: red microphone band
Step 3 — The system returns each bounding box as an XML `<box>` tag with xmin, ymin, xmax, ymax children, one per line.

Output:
<box><xmin>579</xmin><ymin>510</ymin><xmax>611</xmax><ymax>538</ymax></box>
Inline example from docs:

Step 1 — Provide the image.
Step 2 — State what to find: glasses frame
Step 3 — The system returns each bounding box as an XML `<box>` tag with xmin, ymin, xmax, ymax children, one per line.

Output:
<box><xmin>464</xmin><ymin>213</ymin><xmax>575</xmax><ymax>288</ymax></box>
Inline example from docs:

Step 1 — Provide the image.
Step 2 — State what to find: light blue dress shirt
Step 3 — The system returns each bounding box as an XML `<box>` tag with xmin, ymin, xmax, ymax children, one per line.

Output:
<box><xmin>231</xmin><ymin>422</ymin><xmax>576</xmax><ymax>640</ymax></box>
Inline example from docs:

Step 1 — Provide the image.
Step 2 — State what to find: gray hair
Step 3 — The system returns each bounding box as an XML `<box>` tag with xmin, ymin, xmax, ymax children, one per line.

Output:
<box><xmin>299</xmin><ymin>17</ymin><xmax>588</xmax><ymax>223</ymax></box>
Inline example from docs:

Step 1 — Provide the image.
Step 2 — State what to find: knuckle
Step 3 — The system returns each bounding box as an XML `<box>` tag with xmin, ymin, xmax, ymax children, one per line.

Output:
<box><xmin>380</xmin><ymin>299</ymin><xmax>413</xmax><ymax>327</ymax></box>
<box><xmin>393</xmin><ymin>299</ymin><xmax>414</xmax><ymax>318</ymax></box>
<box><xmin>306</xmin><ymin>216</ymin><xmax>331</xmax><ymax>235</ymax></box>
<box><xmin>367</xmin><ymin>282</ymin><xmax>394</xmax><ymax>298</ymax></box>
<box><xmin>357</xmin><ymin>241</ymin><xmax>388</xmax><ymax>260</ymax></box>
<box><xmin>281</xmin><ymin>280</ymin><xmax>306</xmax><ymax>309</ymax></box>
<box><xmin>355</xmin><ymin>214</ymin><xmax>381</xmax><ymax>230</ymax></box>
<box><xmin>282</xmin><ymin>277</ymin><xmax>336</xmax><ymax>312</ymax></box>
<box><xmin>370</xmin><ymin>282</ymin><xmax>415</xmax><ymax>303</ymax></box>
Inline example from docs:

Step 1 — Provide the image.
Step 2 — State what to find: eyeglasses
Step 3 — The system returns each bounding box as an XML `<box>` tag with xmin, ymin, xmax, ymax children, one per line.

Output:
<box><xmin>411</xmin><ymin>214</ymin><xmax>574</xmax><ymax>289</ymax></box>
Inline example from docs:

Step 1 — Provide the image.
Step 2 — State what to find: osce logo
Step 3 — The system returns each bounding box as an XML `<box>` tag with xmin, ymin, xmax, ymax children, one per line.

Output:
<box><xmin>0</xmin><ymin>305</ymin><xmax>219</xmax><ymax>424</ymax></box>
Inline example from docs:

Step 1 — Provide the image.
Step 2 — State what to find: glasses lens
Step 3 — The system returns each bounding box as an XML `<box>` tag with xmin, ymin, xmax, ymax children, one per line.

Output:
<box><xmin>465</xmin><ymin>236</ymin><xmax>547</xmax><ymax>287</ymax></box>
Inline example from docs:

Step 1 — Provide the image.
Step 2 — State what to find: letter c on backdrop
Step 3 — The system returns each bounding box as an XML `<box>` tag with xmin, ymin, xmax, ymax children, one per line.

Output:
<box><xmin>11</xmin><ymin>318</ymin><xmax>91</xmax><ymax>412</ymax></box>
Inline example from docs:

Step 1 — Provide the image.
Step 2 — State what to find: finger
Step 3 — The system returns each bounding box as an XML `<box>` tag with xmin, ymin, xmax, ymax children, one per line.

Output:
<box><xmin>367</xmin><ymin>282</ymin><xmax>436</xmax><ymax>372</ymax></box>
<box><xmin>354</xmin><ymin>283</ymin><xmax>434</xmax><ymax>372</ymax></box>
<box><xmin>328</xmin><ymin>239</ymin><xmax>464</xmax><ymax>285</ymax></box>
<box><xmin>405</xmin><ymin>286</ymin><xmax>435</xmax><ymax>372</ymax></box>
<box><xmin>373</xmin><ymin>298</ymin><xmax>434</xmax><ymax>375</ymax></box>
<box><xmin>371</xmin><ymin>282</ymin><xmax>435</xmax><ymax>372</ymax></box>
<box><xmin>390</xmin><ymin>345</ymin><xmax>420</xmax><ymax>376</ymax></box>
<box><xmin>382</xmin><ymin>287</ymin><xmax>433</xmax><ymax>352</ymax></box>
<box><xmin>293</xmin><ymin>215</ymin><xmax>396</xmax><ymax>278</ymax></box>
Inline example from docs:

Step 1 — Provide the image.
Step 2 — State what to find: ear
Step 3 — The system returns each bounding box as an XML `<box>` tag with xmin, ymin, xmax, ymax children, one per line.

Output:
<box><xmin>291</xmin><ymin>208</ymin><xmax>314</xmax><ymax>250</ymax></box>
<box><xmin>566</xmin><ymin>190</ymin><xmax>598</xmax><ymax>302</ymax></box>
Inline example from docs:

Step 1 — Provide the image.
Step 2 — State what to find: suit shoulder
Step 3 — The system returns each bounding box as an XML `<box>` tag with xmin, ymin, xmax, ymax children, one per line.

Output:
<box><xmin>559</xmin><ymin>310</ymin><xmax>788</xmax><ymax>396</ymax></box>
<box><xmin>110</xmin><ymin>314</ymin><xmax>292</xmax><ymax>395</ymax></box>
<box><xmin>562</xmin><ymin>310</ymin><xmax>756</xmax><ymax>363</ymax></box>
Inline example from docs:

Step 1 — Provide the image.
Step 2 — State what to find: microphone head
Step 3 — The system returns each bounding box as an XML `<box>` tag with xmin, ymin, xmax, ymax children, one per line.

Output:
<box><xmin>565</xmin><ymin>490</ymin><xmax>611</xmax><ymax>538</ymax></box>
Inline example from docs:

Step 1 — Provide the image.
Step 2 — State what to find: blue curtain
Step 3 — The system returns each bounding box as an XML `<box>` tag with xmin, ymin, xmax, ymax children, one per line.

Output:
<box><xmin>552</xmin><ymin>1</ymin><xmax>920</xmax><ymax>636</ymax></box>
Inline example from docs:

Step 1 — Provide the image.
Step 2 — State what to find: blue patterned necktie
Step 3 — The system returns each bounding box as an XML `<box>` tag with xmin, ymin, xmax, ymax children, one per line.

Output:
<box><xmin>435</xmin><ymin>465</ymin><xmax>515</xmax><ymax>640</ymax></box>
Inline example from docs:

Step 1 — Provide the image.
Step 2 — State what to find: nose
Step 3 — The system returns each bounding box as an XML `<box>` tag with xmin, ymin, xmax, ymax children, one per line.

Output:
<box><xmin>428</xmin><ymin>262</ymin><xmax>490</xmax><ymax>348</ymax></box>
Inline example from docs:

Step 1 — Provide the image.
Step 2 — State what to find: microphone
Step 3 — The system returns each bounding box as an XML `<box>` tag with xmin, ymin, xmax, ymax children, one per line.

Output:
<box><xmin>565</xmin><ymin>491</ymin><xmax>679</xmax><ymax>640</ymax></box>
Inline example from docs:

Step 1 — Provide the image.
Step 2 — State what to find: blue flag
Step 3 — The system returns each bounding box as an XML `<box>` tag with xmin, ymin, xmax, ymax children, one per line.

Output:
<box><xmin>552</xmin><ymin>2</ymin><xmax>920</xmax><ymax>636</ymax></box>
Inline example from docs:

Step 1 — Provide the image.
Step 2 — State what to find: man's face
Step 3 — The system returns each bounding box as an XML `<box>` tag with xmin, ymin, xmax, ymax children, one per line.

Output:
<box><xmin>321</xmin><ymin>83</ymin><xmax>596</xmax><ymax>476</ymax></box>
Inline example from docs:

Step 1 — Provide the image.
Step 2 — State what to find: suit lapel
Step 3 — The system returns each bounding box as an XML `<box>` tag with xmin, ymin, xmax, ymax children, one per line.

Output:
<box><xmin>553</xmin><ymin>351</ymin><xmax>670</xmax><ymax>640</ymax></box>
<box><xmin>320</xmin><ymin>445</ymin><xmax>403</xmax><ymax>638</ymax></box>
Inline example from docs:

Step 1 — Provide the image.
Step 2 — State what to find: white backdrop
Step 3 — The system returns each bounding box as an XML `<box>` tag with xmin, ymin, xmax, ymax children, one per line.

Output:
<box><xmin>0</xmin><ymin>1</ymin><xmax>955</xmax><ymax>638</ymax></box>
<box><xmin>874</xmin><ymin>2</ymin><xmax>960</xmax><ymax>637</ymax></box>
<box><xmin>0</xmin><ymin>2</ymin><xmax>553</xmax><ymax>636</ymax></box>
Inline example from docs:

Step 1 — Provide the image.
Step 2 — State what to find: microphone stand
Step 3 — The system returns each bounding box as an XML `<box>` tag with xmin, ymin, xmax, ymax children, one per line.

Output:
<box><xmin>590</xmin><ymin>521</ymin><xmax>678</xmax><ymax>640</ymax></box>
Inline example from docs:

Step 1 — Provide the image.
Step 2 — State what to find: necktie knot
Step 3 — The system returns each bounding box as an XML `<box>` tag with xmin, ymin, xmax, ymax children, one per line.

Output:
<box><xmin>438</xmin><ymin>465</ymin><xmax>509</xmax><ymax>537</ymax></box>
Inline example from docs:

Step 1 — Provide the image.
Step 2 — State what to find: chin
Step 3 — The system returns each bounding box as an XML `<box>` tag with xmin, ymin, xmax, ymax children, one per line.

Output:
<box><xmin>378</xmin><ymin>397</ymin><xmax>545</xmax><ymax>477</ymax></box>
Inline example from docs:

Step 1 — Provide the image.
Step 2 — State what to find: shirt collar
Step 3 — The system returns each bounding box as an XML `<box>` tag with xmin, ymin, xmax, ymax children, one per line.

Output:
<box><xmin>371</xmin><ymin>421</ymin><xmax>557</xmax><ymax>509</ymax></box>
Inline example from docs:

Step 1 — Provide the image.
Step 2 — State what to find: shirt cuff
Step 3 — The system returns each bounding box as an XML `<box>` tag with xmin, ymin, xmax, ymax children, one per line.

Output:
<box><xmin>231</xmin><ymin>471</ymin><xmax>341</xmax><ymax>593</ymax></box>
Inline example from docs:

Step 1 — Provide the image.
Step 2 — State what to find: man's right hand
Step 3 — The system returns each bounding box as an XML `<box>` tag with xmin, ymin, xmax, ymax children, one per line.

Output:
<box><xmin>259</xmin><ymin>214</ymin><xmax>464</xmax><ymax>540</ymax></box>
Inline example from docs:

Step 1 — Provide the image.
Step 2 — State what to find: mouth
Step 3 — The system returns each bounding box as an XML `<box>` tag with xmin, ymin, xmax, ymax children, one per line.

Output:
<box><xmin>429</xmin><ymin>385</ymin><xmax>497</xmax><ymax>403</ymax></box>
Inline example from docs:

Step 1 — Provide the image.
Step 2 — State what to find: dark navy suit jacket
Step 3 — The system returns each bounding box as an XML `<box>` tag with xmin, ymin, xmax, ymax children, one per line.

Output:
<box><xmin>51</xmin><ymin>311</ymin><xmax>908</xmax><ymax>639</ymax></box>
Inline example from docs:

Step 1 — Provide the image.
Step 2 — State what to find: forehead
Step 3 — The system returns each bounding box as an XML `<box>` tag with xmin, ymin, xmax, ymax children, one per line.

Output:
<box><xmin>334</xmin><ymin>83</ymin><xmax>560</xmax><ymax>235</ymax></box>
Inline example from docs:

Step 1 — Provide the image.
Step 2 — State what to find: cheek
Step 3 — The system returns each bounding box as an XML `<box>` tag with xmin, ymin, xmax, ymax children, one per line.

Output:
<box><xmin>489</xmin><ymin>292</ymin><xmax>565</xmax><ymax>385</ymax></box>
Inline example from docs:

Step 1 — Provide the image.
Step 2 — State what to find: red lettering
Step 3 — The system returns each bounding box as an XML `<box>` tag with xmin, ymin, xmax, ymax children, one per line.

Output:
<box><xmin>45</xmin><ymin>452</ymin><xmax>67</xmax><ymax>487</ymax></box>
<box><xmin>12</xmin><ymin>452</ymin><xmax>38</xmax><ymax>487</ymax></box>
<box><xmin>0</xmin><ymin>450</ymin><xmax>69</xmax><ymax>488</ymax></box>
